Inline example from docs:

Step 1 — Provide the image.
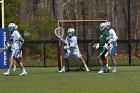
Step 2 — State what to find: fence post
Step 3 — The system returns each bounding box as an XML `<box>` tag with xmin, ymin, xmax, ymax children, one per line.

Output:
<box><xmin>43</xmin><ymin>43</ymin><xmax>46</xmax><ymax>67</ymax></box>
<box><xmin>128</xmin><ymin>0</ymin><xmax>131</xmax><ymax>66</ymax></box>
<box><xmin>86</xmin><ymin>43</ymin><xmax>89</xmax><ymax>66</ymax></box>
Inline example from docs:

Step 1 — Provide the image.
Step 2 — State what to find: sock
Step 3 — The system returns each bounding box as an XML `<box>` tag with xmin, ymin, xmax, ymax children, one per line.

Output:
<box><xmin>7</xmin><ymin>69</ymin><xmax>10</xmax><ymax>73</ymax></box>
<box><xmin>113</xmin><ymin>67</ymin><xmax>116</xmax><ymax>70</ymax></box>
<box><xmin>23</xmin><ymin>68</ymin><xmax>26</xmax><ymax>72</ymax></box>
<box><xmin>106</xmin><ymin>64</ymin><xmax>109</xmax><ymax>67</ymax></box>
<box><xmin>61</xmin><ymin>66</ymin><xmax>65</xmax><ymax>70</ymax></box>
<box><xmin>100</xmin><ymin>67</ymin><xmax>103</xmax><ymax>71</ymax></box>
<box><xmin>14</xmin><ymin>64</ymin><xmax>16</xmax><ymax>68</ymax></box>
<box><xmin>84</xmin><ymin>64</ymin><xmax>89</xmax><ymax>71</ymax></box>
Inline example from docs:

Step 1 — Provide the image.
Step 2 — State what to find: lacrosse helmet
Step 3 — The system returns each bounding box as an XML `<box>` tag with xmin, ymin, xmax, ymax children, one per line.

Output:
<box><xmin>8</xmin><ymin>23</ymin><xmax>16</xmax><ymax>32</ymax></box>
<box><xmin>99</xmin><ymin>22</ymin><xmax>106</xmax><ymax>31</ymax></box>
<box><xmin>67</xmin><ymin>28</ymin><xmax>75</xmax><ymax>36</ymax></box>
<box><xmin>105</xmin><ymin>21</ymin><xmax>111</xmax><ymax>30</ymax></box>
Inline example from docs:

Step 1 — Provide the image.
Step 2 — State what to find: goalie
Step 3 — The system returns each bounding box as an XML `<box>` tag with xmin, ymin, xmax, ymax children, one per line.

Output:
<box><xmin>3</xmin><ymin>23</ymin><xmax>27</xmax><ymax>76</ymax></box>
<box><xmin>58</xmin><ymin>28</ymin><xmax>89</xmax><ymax>72</ymax></box>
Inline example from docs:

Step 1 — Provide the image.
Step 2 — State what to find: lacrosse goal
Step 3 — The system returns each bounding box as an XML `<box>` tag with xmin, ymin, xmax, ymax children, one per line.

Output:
<box><xmin>57</xmin><ymin>19</ymin><xmax>107</xmax><ymax>71</ymax></box>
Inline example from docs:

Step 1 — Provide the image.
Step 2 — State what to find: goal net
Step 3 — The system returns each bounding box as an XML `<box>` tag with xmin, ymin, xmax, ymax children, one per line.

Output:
<box><xmin>57</xmin><ymin>20</ymin><xmax>107</xmax><ymax>71</ymax></box>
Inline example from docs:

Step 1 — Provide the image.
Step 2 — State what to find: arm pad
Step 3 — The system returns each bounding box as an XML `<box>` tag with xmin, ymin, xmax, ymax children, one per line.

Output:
<box><xmin>18</xmin><ymin>37</ymin><xmax>24</xmax><ymax>44</ymax></box>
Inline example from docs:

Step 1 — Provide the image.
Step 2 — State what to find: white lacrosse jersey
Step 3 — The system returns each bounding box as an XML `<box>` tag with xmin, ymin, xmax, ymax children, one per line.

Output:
<box><xmin>64</xmin><ymin>35</ymin><xmax>81</xmax><ymax>58</ymax></box>
<box><xmin>109</xmin><ymin>29</ymin><xmax>118</xmax><ymax>42</ymax></box>
<box><xmin>10</xmin><ymin>30</ymin><xmax>23</xmax><ymax>58</ymax></box>
<box><xmin>108</xmin><ymin>29</ymin><xmax>118</xmax><ymax>56</ymax></box>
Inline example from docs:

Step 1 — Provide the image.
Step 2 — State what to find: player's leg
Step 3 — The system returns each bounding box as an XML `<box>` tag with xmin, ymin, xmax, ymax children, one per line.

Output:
<box><xmin>105</xmin><ymin>56</ymin><xmax>111</xmax><ymax>69</ymax></box>
<box><xmin>3</xmin><ymin>56</ymin><xmax>15</xmax><ymax>75</ymax></box>
<box><xmin>58</xmin><ymin>53</ymin><xmax>68</xmax><ymax>72</ymax></box>
<box><xmin>110</xmin><ymin>42</ymin><xmax>117</xmax><ymax>72</ymax></box>
<box><xmin>58</xmin><ymin>60</ymin><xmax>66</xmax><ymax>73</ymax></box>
<box><xmin>79</xmin><ymin>56</ymin><xmax>89</xmax><ymax>72</ymax></box>
<box><xmin>16</xmin><ymin>57</ymin><xmax>27</xmax><ymax>75</ymax></box>
<box><xmin>98</xmin><ymin>57</ymin><xmax>104</xmax><ymax>73</ymax></box>
<box><xmin>98</xmin><ymin>48</ymin><xmax>109</xmax><ymax>73</ymax></box>
<box><xmin>73</xmin><ymin>51</ymin><xmax>89</xmax><ymax>72</ymax></box>
<box><xmin>13</xmin><ymin>60</ymin><xmax>16</xmax><ymax>71</ymax></box>
<box><xmin>98</xmin><ymin>48</ymin><xmax>105</xmax><ymax>73</ymax></box>
<box><xmin>111</xmin><ymin>56</ymin><xmax>116</xmax><ymax>72</ymax></box>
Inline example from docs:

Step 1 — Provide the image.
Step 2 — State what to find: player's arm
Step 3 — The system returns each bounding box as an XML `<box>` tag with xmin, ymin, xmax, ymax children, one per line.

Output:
<box><xmin>112</xmin><ymin>31</ymin><xmax>118</xmax><ymax>42</ymax></box>
<box><xmin>69</xmin><ymin>36</ymin><xmax>77</xmax><ymax>48</ymax></box>
<box><xmin>17</xmin><ymin>37</ymin><xmax>24</xmax><ymax>44</ymax></box>
<box><xmin>2</xmin><ymin>37</ymin><xmax>13</xmax><ymax>51</ymax></box>
<box><xmin>104</xmin><ymin>33</ymin><xmax>112</xmax><ymax>50</ymax></box>
<box><xmin>60</xmin><ymin>38</ymin><xmax>65</xmax><ymax>43</ymax></box>
<box><xmin>63</xmin><ymin>37</ymin><xmax>69</xmax><ymax>49</ymax></box>
<box><xmin>15</xmin><ymin>31</ymin><xmax>24</xmax><ymax>44</ymax></box>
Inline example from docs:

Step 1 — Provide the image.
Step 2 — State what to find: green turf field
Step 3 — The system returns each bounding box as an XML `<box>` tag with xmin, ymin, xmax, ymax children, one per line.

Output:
<box><xmin>0</xmin><ymin>66</ymin><xmax>140</xmax><ymax>93</ymax></box>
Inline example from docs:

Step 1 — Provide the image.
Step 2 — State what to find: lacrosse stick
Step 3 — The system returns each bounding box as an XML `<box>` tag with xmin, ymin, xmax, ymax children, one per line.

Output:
<box><xmin>0</xmin><ymin>48</ymin><xmax>6</xmax><ymax>53</ymax></box>
<box><xmin>97</xmin><ymin>43</ymin><xmax>111</xmax><ymax>59</ymax></box>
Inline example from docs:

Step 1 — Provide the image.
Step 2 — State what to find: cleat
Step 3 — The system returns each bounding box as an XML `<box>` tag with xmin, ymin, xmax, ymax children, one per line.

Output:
<box><xmin>58</xmin><ymin>67</ymin><xmax>65</xmax><ymax>72</ymax></box>
<box><xmin>86</xmin><ymin>68</ymin><xmax>90</xmax><ymax>72</ymax></box>
<box><xmin>13</xmin><ymin>67</ymin><xmax>16</xmax><ymax>71</ymax></box>
<box><xmin>108</xmin><ymin>66</ymin><xmax>111</xmax><ymax>70</ymax></box>
<box><xmin>19</xmin><ymin>71</ymin><xmax>27</xmax><ymax>76</ymax></box>
<box><xmin>58</xmin><ymin>68</ymin><xmax>65</xmax><ymax>73</ymax></box>
<box><xmin>98</xmin><ymin>70</ymin><xmax>104</xmax><ymax>74</ymax></box>
<box><xmin>112</xmin><ymin>69</ymin><xmax>117</xmax><ymax>73</ymax></box>
<box><xmin>13</xmin><ymin>65</ymin><xmax>16</xmax><ymax>71</ymax></box>
<box><xmin>58</xmin><ymin>69</ymin><xmax>65</xmax><ymax>72</ymax></box>
<box><xmin>3</xmin><ymin>71</ymin><xmax>10</xmax><ymax>75</ymax></box>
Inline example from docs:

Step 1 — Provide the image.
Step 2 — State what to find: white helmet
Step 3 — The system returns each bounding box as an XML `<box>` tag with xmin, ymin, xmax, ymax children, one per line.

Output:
<box><xmin>99</xmin><ymin>23</ymin><xmax>106</xmax><ymax>31</ymax></box>
<box><xmin>67</xmin><ymin>28</ymin><xmax>75</xmax><ymax>36</ymax></box>
<box><xmin>8</xmin><ymin>23</ymin><xmax>16</xmax><ymax>31</ymax></box>
<box><xmin>105</xmin><ymin>22</ymin><xmax>111</xmax><ymax>26</ymax></box>
<box><xmin>105</xmin><ymin>22</ymin><xmax>111</xmax><ymax>29</ymax></box>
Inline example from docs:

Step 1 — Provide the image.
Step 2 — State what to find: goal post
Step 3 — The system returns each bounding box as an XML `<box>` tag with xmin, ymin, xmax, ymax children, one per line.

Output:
<box><xmin>0</xmin><ymin>0</ymin><xmax>4</xmax><ymax>28</ymax></box>
<box><xmin>57</xmin><ymin>19</ymin><xmax>107</xmax><ymax>70</ymax></box>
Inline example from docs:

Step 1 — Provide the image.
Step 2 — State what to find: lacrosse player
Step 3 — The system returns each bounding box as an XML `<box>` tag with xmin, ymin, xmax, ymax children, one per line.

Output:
<box><xmin>58</xmin><ymin>28</ymin><xmax>89</xmax><ymax>72</ymax></box>
<box><xmin>94</xmin><ymin>22</ymin><xmax>112</xmax><ymax>74</ymax></box>
<box><xmin>3</xmin><ymin>23</ymin><xmax>27</xmax><ymax>76</ymax></box>
<box><xmin>105</xmin><ymin>22</ymin><xmax>118</xmax><ymax>72</ymax></box>
<box><xmin>13</xmin><ymin>25</ymin><xmax>18</xmax><ymax>71</ymax></box>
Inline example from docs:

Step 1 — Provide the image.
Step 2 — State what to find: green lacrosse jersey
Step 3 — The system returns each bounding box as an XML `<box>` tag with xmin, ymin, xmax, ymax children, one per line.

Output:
<box><xmin>99</xmin><ymin>30</ymin><xmax>110</xmax><ymax>48</ymax></box>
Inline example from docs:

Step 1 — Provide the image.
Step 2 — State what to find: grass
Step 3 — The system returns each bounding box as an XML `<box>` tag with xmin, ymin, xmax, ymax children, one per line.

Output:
<box><xmin>0</xmin><ymin>66</ymin><xmax>140</xmax><ymax>93</ymax></box>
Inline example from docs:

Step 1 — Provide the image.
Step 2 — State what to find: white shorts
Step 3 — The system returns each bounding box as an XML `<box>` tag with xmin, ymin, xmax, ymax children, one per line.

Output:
<box><xmin>64</xmin><ymin>52</ymin><xmax>81</xmax><ymax>59</ymax></box>
<box><xmin>109</xmin><ymin>41</ymin><xmax>117</xmax><ymax>57</ymax></box>
<box><xmin>11</xmin><ymin>49</ymin><xmax>22</xmax><ymax>58</ymax></box>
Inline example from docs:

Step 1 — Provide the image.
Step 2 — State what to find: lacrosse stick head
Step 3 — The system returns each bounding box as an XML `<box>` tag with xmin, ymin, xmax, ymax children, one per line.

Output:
<box><xmin>24</xmin><ymin>31</ymin><xmax>30</xmax><ymax>37</ymax></box>
<box><xmin>54</xmin><ymin>27</ymin><xmax>64</xmax><ymax>39</ymax></box>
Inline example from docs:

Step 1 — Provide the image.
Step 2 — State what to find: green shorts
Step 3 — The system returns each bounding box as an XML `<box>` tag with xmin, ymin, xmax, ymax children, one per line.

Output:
<box><xmin>98</xmin><ymin>47</ymin><xmax>109</xmax><ymax>58</ymax></box>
